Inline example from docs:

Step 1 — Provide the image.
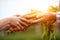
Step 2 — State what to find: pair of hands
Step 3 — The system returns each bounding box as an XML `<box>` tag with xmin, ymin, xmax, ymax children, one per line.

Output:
<box><xmin>0</xmin><ymin>12</ymin><xmax>56</xmax><ymax>33</ymax></box>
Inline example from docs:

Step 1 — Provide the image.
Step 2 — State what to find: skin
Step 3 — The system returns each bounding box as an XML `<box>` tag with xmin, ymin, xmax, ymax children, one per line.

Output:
<box><xmin>0</xmin><ymin>15</ymin><xmax>30</xmax><ymax>33</ymax></box>
<box><xmin>31</xmin><ymin>13</ymin><xmax>56</xmax><ymax>24</ymax></box>
<box><xmin>0</xmin><ymin>12</ymin><xmax>56</xmax><ymax>33</ymax></box>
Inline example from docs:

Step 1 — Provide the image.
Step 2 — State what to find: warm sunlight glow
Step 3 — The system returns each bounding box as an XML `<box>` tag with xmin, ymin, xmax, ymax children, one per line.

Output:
<box><xmin>0</xmin><ymin>0</ymin><xmax>59</xmax><ymax>19</ymax></box>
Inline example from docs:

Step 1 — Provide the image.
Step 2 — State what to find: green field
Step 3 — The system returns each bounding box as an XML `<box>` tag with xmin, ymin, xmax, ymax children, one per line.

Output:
<box><xmin>0</xmin><ymin>26</ymin><xmax>60</xmax><ymax>40</ymax></box>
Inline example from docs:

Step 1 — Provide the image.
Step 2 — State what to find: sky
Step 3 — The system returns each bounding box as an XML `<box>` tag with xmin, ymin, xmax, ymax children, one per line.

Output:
<box><xmin>0</xmin><ymin>0</ymin><xmax>59</xmax><ymax>19</ymax></box>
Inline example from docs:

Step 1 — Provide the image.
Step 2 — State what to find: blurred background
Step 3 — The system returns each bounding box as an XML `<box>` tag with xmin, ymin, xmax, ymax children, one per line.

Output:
<box><xmin>0</xmin><ymin>0</ymin><xmax>60</xmax><ymax>40</ymax></box>
<box><xmin>0</xmin><ymin>0</ymin><xmax>59</xmax><ymax>19</ymax></box>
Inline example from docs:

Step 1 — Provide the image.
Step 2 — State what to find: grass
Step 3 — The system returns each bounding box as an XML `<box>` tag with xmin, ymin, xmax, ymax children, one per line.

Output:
<box><xmin>0</xmin><ymin>26</ymin><xmax>41</xmax><ymax>40</ymax></box>
<box><xmin>0</xmin><ymin>31</ymin><xmax>41</xmax><ymax>40</ymax></box>
<box><xmin>0</xmin><ymin>26</ymin><xmax>60</xmax><ymax>40</ymax></box>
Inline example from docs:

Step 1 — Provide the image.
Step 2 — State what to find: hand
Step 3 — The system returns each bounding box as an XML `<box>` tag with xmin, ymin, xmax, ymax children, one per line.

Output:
<box><xmin>7</xmin><ymin>15</ymin><xmax>31</xmax><ymax>33</ymax></box>
<box><xmin>0</xmin><ymin>15</ymin><xmax>30</xmax><ymax>33</ymax></box>
<box><xmin>9</xmin><ymin>16</ymin><xmax>29</xmax><ymax>29</ymax></box>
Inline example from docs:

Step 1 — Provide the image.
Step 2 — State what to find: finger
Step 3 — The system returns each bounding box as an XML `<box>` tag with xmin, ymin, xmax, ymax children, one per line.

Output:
<box><xmin>13</xmin><ymin>22</ymin><xmax>24</xmax><ymax>30</ymax></box>
<box><xmin>16</xmin><ymin>17</ymin><xmax>30</xmax><ymax>26</ymax></box>
<box><xmin>19</xmin><ymin>20</ymin><xmax>29</xmax><ymax>27</ymax></box>
<box><xmin>16</xmin><ymin>18</ymin><xmax>29</xmax><ymax>26</ymax></box>
<box><xmin>16</xmin><ymin>22</ymin><xmax>24</xmax><ymax>30</ymax></box>
<box><xmin>19</xmin><ymin>17</ymin><xmax>30</xmax><ymax>23</ymax></box>
<box><xmin>23</xmin><ymin>26</ymin><xmax>29</xmax><ymax>31</ymax></box>
<box><xmin>13</xmin><ymin>27</ymin><xmax>22</xmax><ymax>32</ymax></box>
<box><xmin>6</xmin><ymin>27</ymin><xmax>17</xmax><ymax>33</ymax></box>
<box><xmin>14</xmin><ymin>24</ymin><xmax>20</xmax><ymax>30</ymax></box>
<box><xmin>9</xmin><ymin>27</ymin><xmax>14</xmax><ymax>32</ymax></box>
<box><xmin>10</xmin><ymin>21</ymin><xmax>24</xmax><ymax>30</ymax></box>
<box><xmin>13</xmin><ymin>28</ymin><xmax>19</xmax><ymax>32</ymax></box>
<box><xmin>31</xmin><ymin>17</ymin><xmax>47</xmax><ymax>24</ymax></box>
<box><xmin>6</xmin><ymin>27</ymin><xmax>14</xmax><ymax>33</ymax></box>
<box><xmin>20</xmin><ymin>25</ymin><xmax>26</xmax><ymax>31</ymax></box>
<box><xmin>0</xmin><ymin>24</ymin><xmax>10</xmax><ymax>31</ymax></box>
<box><xmin>10</xmin><ymin>24</ymin><xmax>22</xmax><ymax>31</ymax></box>
<box><xmin>6</xmin><ymin>30</ymin><xmax>11</xmax><ymax>34</ymax></box>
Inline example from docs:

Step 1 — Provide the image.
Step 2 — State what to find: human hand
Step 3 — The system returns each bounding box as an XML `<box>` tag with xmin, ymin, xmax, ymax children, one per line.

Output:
<box><xmin>0</xmin><ymin>15</ymin><xmax>30</xmax><ymax>33</ymax></box>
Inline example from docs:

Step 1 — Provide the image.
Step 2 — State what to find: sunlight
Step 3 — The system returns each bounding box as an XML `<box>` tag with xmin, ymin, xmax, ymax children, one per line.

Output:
<box><xmin>0</xmin><ymin>0</ymin><xmax>59</xmax><ymax>19</ymax></box>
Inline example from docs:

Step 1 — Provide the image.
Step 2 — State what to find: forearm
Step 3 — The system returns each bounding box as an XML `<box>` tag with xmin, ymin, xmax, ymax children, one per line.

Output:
<box><xmin>31</xmin><ymin>13</ymin><xmax>56</xmax><ymax>24</ymax></box>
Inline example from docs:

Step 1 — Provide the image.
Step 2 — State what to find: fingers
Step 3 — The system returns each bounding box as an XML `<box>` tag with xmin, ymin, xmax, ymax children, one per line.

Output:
<box><xmin>19</xmin><ymin>20</ymin><xmax>29</xmax><ymax>26</ymax></box>
<box><xmin>10</xmin><ymin>19</ymin><xmax>24</xmax><ymax>30</ymax></box>
<box><xmin>6</xmin><ymin>26</ymin><xmax>24</xmax><ymax>33</ymax></box>
<box><xmin>6</xmin><ymin>24</ymin><xmax>29</xmax><ymax>33</ymax></box>
<box><xmin>0</xmin><ymin>24</ymin><xmax>10</xmax><ymax>31</ymax></box>
<box><xmin>8</xmin><ymin>27</ymin><xmax>14</xmax><ymax>32</ymax></box>
<box><xmin>19</xmin><ymin>17</ymin><xmax>30</xmax><ymax>23</ymax></box>
<box><xmin>5</xmin><ymin>16</ymin><xmax>31</xmax><ymax>34</ymax></box>
<box><xmin>17</xmin><ymin>23</ymin><xmax>24</xmax><ymax>30</ymax></box>
<box><xmin>6</xmin><ymin>30</ymin><xmax>11</xmax><ymax>34</ymax></box>
<box><xmin>18</xmin><ymin>17</ymin><xmax>30</xmax><ymax>26</ymax></box>
<box><xmin>13</xmin><ymin>24</ymin><xmax>21</xmax><ymax>30</ymax></box>
<box><xmin>18</xmin><ymin>17</ymin><xmax>31</xmax><ymax>28</ymax></box>
<box><xmin>10</xmin><ymin>23</ymin><xmax>24</xmax><ymax>31</ymax></box>
<box><xmin>6</xmin><ymin>27</ymin><xmax>19</xmax><ymax>33</ymax></box>
<box><xmin>11</xmin><ymin>15</ymin><xmax>30</xmax><ymax>28</ymax></box>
